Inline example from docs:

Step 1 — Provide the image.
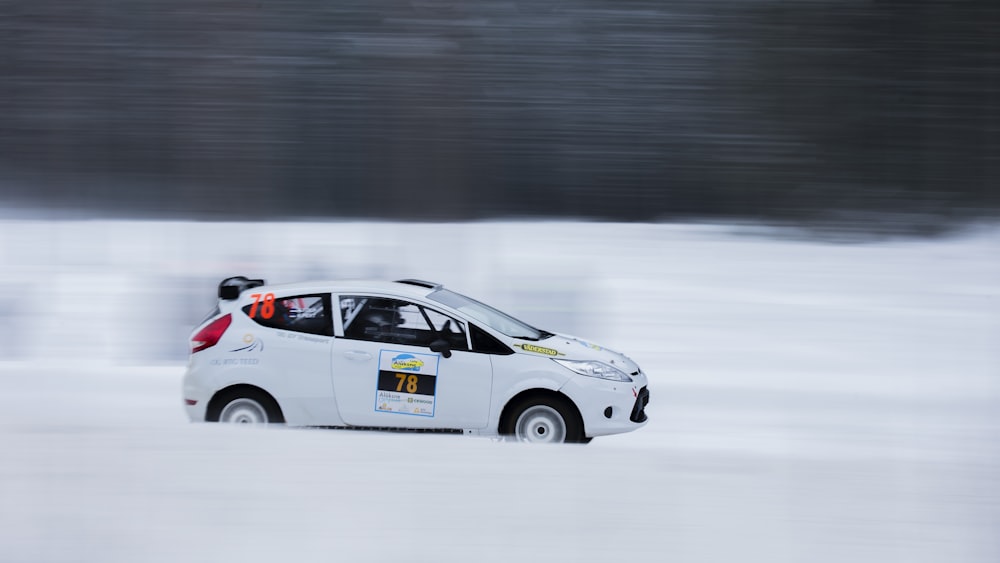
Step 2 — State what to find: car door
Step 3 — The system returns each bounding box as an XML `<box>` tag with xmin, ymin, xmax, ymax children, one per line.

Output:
<box><xmin>240</xmin><ymin>292</ymin><xmax>341</xmax><ymax>424</ymax></box>
<box><xmin>331</xmin><ymin>294</ymin><xmax>493</xmax><ymax>429</ymax></box>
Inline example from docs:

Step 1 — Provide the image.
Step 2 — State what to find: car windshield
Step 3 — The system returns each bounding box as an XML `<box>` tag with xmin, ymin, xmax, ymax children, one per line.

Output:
<box><xmin>428</xmin><ymin>289</ymin><xmax>549</xmax><ymax>340</ymax></box>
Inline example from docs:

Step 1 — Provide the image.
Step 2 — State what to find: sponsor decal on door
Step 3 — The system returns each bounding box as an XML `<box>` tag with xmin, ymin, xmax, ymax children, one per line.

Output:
<box><xmin>375</xmin><ymin>350</ymin><xmax>439</xmax><ymax>417</ymax></box>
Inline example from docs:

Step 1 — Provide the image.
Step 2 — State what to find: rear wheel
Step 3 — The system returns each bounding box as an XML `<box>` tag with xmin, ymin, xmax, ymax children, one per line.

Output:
<box><xmin>220</xmin><ymin>397</ymin><xmax>269</xmax><ymax>424</ymax></box>
<box><xmin>502</xmin><ymin>394</ymin><xmax>588</xmax><ymax>444</ymax></box>
<box><xmin>211</xmin><ymin>388</ymin><xmax>284</xmax><ymax>424</ymax></box>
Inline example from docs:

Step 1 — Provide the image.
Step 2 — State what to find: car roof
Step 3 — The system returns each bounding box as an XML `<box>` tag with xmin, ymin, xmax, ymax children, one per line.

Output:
<box><xmin>252</xmin><ymin>279</ymin><xmax>440</xmax><ymax>300</ymax></box>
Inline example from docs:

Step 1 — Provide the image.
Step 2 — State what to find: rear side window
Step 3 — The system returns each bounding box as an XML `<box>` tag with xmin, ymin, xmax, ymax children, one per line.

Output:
<box><xmin>242</xmin><ymin>293</ymin><xmax>332</xmax><ymax>336</ymax></box>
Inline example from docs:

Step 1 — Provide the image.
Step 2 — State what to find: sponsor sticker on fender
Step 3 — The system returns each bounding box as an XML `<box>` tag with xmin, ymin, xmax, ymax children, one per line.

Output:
<box><xmin>513</xmin><ymin>343</ymin><xmax>564</xmax><ymax>356</ymax></box>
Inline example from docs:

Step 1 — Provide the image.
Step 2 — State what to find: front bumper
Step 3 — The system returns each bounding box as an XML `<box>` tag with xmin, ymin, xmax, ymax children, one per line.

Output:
<box><xmin>630</xmin><ymin>386</ymin><xmax>650</xmax><ymax>423</ymax></box>
<box><xmin>561</xmin><ymin>374</ymin><xmax>650</xmax><ymax>438</ymax></box>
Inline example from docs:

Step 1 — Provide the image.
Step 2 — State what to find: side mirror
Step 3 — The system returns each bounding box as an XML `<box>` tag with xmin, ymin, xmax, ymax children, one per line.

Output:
<box><xmin>429</xmin><ymin>339</ymin><xmax>452</xmax><ymax>358</ymax></box>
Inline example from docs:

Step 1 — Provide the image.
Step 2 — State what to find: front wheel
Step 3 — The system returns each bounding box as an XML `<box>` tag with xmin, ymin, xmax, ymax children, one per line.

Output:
<box><xmin>502</xmin><ymin>395</ymin><xmax>589</xmax><ymax>444</ymax></box>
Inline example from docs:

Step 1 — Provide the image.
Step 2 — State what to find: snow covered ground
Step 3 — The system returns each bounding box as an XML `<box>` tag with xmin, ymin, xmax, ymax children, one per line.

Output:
<box><xmin>0</xmin><ymin>220</ymin><xmax>998</xmax><ymax>562</ymax></box>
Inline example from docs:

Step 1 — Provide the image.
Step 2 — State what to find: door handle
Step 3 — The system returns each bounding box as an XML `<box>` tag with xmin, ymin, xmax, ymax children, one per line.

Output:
<box><xmin>343</xmin><ymin>350</ymin><xmax>372</xmax><ymax>361</ymax></box>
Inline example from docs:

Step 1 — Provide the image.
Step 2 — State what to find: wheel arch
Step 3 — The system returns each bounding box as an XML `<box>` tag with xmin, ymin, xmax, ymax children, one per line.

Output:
<box><xmin>205</xmin><ymin>384</ymin><xmax>285</xmax><ymax>423</ymax></box>
<box><xmin>498</xmin><ymin>388</ymin><xmax>585</xmax><ymax>437</ymax></box>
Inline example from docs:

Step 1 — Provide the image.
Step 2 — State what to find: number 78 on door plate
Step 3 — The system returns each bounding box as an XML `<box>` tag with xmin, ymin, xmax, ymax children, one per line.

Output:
<box><xmin>375</xmin><ymin>350</ymin><xmax>440</xmax><ymax>417</ymax></box>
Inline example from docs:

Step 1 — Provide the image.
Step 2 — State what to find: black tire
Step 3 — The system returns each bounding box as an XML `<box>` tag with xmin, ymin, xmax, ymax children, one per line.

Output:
<box><xmin>210</xmin><ymin>388</ymin><xmax>284</xmax><ymax>424</ymax></box>
<box><xmin>501</xmin><ymin>394</ymin><xmax>589</xmax><ymax>444</ymax></box>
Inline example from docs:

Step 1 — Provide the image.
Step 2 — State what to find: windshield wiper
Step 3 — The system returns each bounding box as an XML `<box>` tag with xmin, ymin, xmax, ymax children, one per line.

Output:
<box><xmin>511</xmin><ymin>330</ymin><xmax>553</xmax><ymax>341</ymax></box>
<box><xmin>510</xmin><ymin>335</ymin><xmax>539</xmax><ymax>341</ymax></box>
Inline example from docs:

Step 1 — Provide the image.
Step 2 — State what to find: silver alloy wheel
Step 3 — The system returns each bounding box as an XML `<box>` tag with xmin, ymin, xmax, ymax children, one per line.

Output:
<box><xmin>219</xmin><ymin>398</ymin><xmax>269</xmax><ymax>424</ymax></box>
<box><xmin>514</xmin><ymin>405</ymin><xmax>567</xmax><ymax>443</ymax></box>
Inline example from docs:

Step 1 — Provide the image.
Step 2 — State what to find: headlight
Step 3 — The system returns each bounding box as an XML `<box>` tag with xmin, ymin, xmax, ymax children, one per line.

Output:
<box><xmin>553</xmin><ymin>359</ymin><xmax>633</xmax><ymax>382</ymax></box>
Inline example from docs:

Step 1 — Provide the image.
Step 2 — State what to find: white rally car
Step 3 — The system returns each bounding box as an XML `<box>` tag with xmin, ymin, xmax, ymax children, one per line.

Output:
<box><xmin>182</xmin><ymin>277</ymin><xmax>649</xmax><ymax>443</ymax></box>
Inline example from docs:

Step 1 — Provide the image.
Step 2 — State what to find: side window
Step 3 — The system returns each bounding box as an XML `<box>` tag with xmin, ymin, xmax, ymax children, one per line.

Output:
<box><xmin>242</xmin><ymin>293</ymin><xmax>332</xmax><ymax>336</ymax></box>
<box><xmin>340</xmin><ymin>295</ymin><xmax>469</xmax><ymax>351</ymax></box>
<box><xmin>423</xmin><ymin>307</ymin><xmax>469</xmax><ymax>350</ymax></box>
<box><xmin>470</xmin><ymin>324</ymin><xmax>514</xmax><ymax>355</ymax></box>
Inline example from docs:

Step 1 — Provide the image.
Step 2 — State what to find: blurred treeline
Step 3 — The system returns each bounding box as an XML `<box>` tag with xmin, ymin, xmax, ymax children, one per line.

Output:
<box><xmin>1</xmin><ymin>0</ymin><xmax>998</xmax><ymax>221</ymax></box>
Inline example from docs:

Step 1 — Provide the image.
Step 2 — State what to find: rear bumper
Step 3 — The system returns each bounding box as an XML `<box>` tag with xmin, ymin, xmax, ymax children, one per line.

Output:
<box><xmin>181</xmin><ymin>364</ymin><xmax>210</xmax><ymax>422</ymax></box>
<box><xmin>182</xmin><ymin>397</ymin><xmax>208</xmax><ymax>422</ymax></box>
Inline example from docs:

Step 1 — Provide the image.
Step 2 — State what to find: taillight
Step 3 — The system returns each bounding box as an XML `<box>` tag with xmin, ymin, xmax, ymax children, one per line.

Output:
<box><xmin>191</xmin><ymin>313</ymin><xmax>232</xmax><ymax>353</ymax></box>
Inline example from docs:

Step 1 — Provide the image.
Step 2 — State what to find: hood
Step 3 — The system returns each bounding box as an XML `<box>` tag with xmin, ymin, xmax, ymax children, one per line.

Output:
<box><xmin>510</xmin><ymin>333</ymin><xmax>641</xmax><ymax>375</ymax></box>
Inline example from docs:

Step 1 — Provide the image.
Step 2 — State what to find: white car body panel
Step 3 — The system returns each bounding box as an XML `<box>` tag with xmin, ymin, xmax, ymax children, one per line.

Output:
<box><xmin>331</xmin><ymin>342</ymin><xmax>494</xmax><ymax>429</ymax></box>
<box><xmin>182</xmin><ymin>279</ymin><xmax>649</xmax><ymax>440</ymax></box>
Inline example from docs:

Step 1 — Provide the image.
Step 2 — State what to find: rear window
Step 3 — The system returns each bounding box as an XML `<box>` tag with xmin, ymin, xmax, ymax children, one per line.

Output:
<box><xmin>242</xmin><ymin>293</ymin><xmax>332</xmax><ymax>336</ymax></box>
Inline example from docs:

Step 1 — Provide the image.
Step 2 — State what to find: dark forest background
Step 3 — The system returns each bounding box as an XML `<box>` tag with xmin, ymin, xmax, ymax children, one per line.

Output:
<box><xmin>1</xmin><ymin>0</ymin><xmax>998</xmax><ymax>222</ymax></box>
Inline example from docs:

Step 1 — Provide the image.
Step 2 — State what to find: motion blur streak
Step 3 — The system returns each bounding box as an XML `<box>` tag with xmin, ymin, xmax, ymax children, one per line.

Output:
<box><xmin>1</xmin><ymin>1</ymin><xmax>998</xmax><ymax>220</ymax></box>
<box><xmin>0</xmin><ymin>220</ymin><xmax>997</xmax><ymax>562</ymax></box>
